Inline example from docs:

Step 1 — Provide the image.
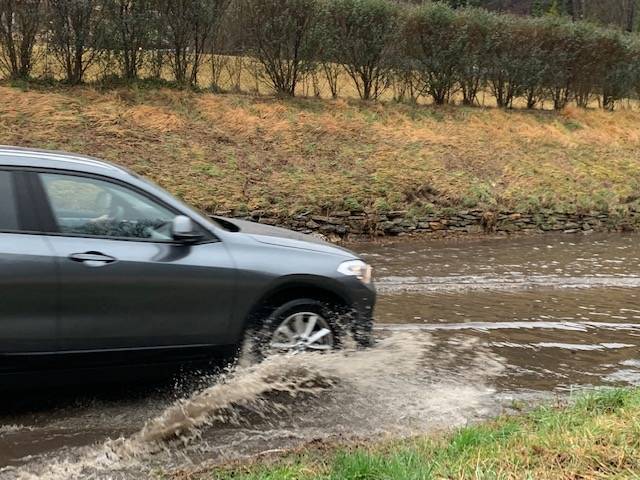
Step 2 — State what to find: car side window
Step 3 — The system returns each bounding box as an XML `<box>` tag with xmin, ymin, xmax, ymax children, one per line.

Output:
<box><xmin>0</xmin><ymin>171</ymin><xmax>19</xmax><ymax>232</ymax></box>
<box><xmin>39</xmin><ymin>173</ymin><xmax>179</xmax><ymax>241</ymax></box>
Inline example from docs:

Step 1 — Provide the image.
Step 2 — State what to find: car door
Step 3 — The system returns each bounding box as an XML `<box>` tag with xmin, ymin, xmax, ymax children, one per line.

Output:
<box><xmin>32</xmin><ymin>170</ymin><xmax>237</xmax><ymax>352</ymax></box>
<box><xmin>0</xmin><ymin>170</ymin><xmax>58</xmax><ymax>368</ymax></box>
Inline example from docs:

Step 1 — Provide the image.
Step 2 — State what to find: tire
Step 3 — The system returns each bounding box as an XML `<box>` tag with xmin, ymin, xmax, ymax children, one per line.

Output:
<box><xmin>245</xmin><ymin>298</ymin><xmax>342</xmax><ymax>361</ymax></box>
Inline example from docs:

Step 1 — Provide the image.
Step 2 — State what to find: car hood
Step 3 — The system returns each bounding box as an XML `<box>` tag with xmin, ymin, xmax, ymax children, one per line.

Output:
<box><xmin>211</xmin><ymin>216</ymin><xmax>356</xmax><ymax>257</ymax></box>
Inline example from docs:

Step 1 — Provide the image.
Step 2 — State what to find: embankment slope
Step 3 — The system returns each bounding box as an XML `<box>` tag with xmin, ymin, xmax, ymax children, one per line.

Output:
<box><xmin>2</xmin><ymin>85</ymin><xmax>639</xmax><ymax>235</ymax></box>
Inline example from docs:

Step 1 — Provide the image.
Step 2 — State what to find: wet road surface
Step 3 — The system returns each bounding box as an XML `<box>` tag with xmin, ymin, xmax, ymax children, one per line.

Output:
<box><xmin>3</xmin><ymin>233</ymin><xmax>640</xmax><ymax>478</ymax></box>
<box><xmin>363</xmin><ymin>233</ymin><xmax>640</xmax><ymax>392</ymax></box>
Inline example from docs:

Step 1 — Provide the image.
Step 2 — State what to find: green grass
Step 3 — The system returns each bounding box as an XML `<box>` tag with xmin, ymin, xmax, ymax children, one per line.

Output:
<box><xmin>175</xmin><ymin>388</ymin><xmax>640</xmax><ymax>480</ymax></box>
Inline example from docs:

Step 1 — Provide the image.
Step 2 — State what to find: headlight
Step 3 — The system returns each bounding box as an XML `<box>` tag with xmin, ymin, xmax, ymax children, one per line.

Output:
<box><xmin>338</xmin><ymin>259</ymin><xmax>373</xmax><ymax>284</ymax></box>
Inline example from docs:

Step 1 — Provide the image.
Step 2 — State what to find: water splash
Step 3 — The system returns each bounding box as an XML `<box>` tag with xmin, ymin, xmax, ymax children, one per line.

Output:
<box><xmin>5</xmin><ymin>333</ymin><xmax>503</xmax><ymax>479</ymax></box>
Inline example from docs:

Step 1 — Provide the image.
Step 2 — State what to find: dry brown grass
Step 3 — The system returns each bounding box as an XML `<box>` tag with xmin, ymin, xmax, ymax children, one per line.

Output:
<box><xmin>1</xmin><ymin>84</ymin><xmax>639</xmax><ymax>217</ymax></box>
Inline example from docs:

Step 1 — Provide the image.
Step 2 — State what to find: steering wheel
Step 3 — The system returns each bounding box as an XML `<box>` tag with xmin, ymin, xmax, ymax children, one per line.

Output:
<box><xmin>110</xmin><ymin>203</ymin><xmax>125</xmax><ymax>223</ymax></box>
<box><xmin>94</xmin><ymin>191</ymin><xmax>125</xmax><ymax>223</ymax></box>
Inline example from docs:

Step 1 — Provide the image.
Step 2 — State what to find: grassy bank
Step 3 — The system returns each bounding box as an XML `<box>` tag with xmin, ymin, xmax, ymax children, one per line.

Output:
<box><xmin>2</xmin><ymin>84</ymin><xmax>640</xmax><ymax>221</ymax></box>
<box><xmin>174</xmin><ymin>388</ymin><xmax>640</xmax><ymax>479</ymax></box>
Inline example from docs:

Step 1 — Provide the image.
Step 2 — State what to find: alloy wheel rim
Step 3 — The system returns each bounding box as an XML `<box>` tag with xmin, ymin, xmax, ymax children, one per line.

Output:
<box><xmin>269</xmin><ymin>312</ymin><xmax>334</xmax><ymax>353</ymax></box>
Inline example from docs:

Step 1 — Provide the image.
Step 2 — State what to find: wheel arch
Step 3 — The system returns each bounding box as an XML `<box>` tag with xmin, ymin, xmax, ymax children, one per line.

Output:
<box><xmin>242</xmin><ymin>276</ymin><xmax>352</xmax><ymax>331</ymax></box>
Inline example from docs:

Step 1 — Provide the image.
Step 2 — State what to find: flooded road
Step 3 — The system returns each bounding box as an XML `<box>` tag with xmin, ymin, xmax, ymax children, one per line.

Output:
<box><xmin>3</xmin><ymin>233</ymin><xmax>640</xmax><ymax>479</ymax></box>
<box><xmin>363</xmin><ymin>233</ymin><xmax>640</xmax><ymax>392</ymax></box>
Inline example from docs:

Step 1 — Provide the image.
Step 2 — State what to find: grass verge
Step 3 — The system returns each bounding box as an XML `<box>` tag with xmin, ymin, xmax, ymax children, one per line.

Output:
<box><xmin>175</xmin><ymin>388</ymin><xmax>640</xmax><ymax>479</ymax></box>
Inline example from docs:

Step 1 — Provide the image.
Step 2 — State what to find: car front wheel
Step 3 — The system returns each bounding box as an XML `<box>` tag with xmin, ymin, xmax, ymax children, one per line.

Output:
<box><xmin>247</xmin><ymin>298</ymin><xmax>341</xmax><ymax>359</ymax></box>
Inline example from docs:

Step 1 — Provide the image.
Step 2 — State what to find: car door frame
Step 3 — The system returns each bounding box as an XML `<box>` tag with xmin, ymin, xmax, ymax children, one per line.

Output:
<box><xmin>24</xmin><ymin>168</ymin><xmax>219</xmax><ymax>246</ymax></box>
<box><xmin>0</xmin><ymin>168</ymin><xmax>61</xmax><ymax>375</ymax></box>
<box><xmin>22</xmin><ymin>168</ymin><xmax>239</xmax><ymax>361</ymax></box>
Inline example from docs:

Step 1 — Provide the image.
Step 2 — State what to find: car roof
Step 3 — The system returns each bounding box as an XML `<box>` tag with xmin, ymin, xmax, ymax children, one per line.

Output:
<box><xmin>0</xmin><ymin>145</ymin><xmax>129</xmax><ymax>177</ymax></box>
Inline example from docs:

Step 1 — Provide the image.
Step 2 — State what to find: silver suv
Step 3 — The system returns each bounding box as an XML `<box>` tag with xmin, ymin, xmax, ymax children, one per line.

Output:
<box><xmin>0</xmin><ymin>147</ymin><xmax>375</xmax><ymax>382</ymax></box>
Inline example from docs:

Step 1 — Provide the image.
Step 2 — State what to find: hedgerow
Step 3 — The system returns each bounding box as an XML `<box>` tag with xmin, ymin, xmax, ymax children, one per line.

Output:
<box><xmin>0</xmin><ymin>0</ymin><xmax>638</xmax><ymax>109</ymax></box>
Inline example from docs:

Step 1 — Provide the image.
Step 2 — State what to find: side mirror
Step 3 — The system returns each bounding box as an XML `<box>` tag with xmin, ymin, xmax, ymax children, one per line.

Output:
<box><xmin>172</xmin><ymin>215</ymin><xmax>203</xmax><ymax>243</ymax></box>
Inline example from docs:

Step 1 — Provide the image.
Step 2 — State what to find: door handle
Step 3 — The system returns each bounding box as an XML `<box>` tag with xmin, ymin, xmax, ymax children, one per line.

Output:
<box><xmin>68</xmin><ymin>251</ymin><xmax>117</xmax><ymax>266</ymax></box>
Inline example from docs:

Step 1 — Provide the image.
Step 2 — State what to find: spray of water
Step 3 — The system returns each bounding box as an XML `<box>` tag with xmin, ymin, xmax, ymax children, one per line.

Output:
<box><xmin>4</xmin><ymin>332</ymin><xmax>504</xmax><ymax>480</ymax></box>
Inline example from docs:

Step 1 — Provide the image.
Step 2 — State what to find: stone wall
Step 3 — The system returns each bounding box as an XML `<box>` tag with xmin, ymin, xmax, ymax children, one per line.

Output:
<box><xmin>220</xmin><ymin>208</ymin><xmax>640</xmax><ymax>239</ymax></box>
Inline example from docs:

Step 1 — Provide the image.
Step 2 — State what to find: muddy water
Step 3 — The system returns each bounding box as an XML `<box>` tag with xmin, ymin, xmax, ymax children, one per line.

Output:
<box><xmin>362</xmin><ymin>233</ymin><xmax>640</xmax><ymax>392</ymax></box>
<box><xmin>2</xmin><ymin>233</ymin><xmax>640</xmax><ymax>479</ymax></box>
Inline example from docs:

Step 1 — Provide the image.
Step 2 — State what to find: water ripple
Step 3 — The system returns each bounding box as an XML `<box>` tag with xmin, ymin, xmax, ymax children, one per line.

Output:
<box><xmin>376</xmin><ymin>274</ymin><xmax>640</xmax><ymax>294</ymax></box>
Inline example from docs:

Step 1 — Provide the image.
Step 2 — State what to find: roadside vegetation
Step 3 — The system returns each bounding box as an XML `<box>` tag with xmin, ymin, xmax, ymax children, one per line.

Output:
<box><xmin>1</xmin><ymin>1</ymin><xmax>640</xmax><ymax>110</ymax></box>
<box><xmin>174</xmin><ymin>388</ymin><xmax>640</xmax><ymax>479</ymax></box>
<box><xmin>2</xmin><ymin>1</ymin><xmax>640</xmax><ymax>225</ymax></box>
<box><xmin>1</xmin><ymin>84</ymin><xmax>640</xmax><ymax>219</ymax></box>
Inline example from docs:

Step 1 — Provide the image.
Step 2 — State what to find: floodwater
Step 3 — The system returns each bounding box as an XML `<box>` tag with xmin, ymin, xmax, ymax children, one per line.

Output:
<box><xmin>3</xmin><ymin>233</ymin><xmax>640</xmax><ymax>479</ymax></box>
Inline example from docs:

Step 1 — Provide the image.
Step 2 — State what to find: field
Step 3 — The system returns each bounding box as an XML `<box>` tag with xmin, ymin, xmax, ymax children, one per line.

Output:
<box><xmin>1</xmin><ymin>83</ymin><xmax>640</xmax><ymax>220</ymax></box>
<box><xmin>175</xmin><ymin>388</ymin><xmax>640</xmax><ymax>479</ymax></box>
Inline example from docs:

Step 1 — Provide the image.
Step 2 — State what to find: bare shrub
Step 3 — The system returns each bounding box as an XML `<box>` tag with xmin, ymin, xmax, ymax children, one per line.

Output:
<box><xmin>234</xmin><ymin>0</ymin><xmax>322</xmax><ymax>96</ymax></box>
<box><xmin>0</xmin><ymin>0</ymin><xmax>42</xmax><ymax>80</ymax></box>
<box><xmin>158</xmin><ymin>0</ymin><xmax>229</xmax><ymax>86</ymax></box>
<box><xmin>324</xmin><ymin>0</ymin><xmax>400</xmax><ymax>100</ymax></box>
